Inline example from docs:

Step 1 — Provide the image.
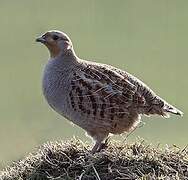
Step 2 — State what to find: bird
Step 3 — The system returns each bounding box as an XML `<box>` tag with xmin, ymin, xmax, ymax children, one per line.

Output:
<box><xmin>36</xmin><ymin>30</ymin><xmax>183</xmax><ymax>153</ymax></box>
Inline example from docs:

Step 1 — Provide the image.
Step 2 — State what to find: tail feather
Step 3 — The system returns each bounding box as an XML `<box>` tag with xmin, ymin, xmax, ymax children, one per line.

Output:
<box><xmin>142</xmin><ymin>96</ymin><xmax>183</xmax><ymax>118</ymax></box>
<box><xmin>163</xmin><ymin>104</ymin><xmax>183</xmax><ymax>117</ymax></box>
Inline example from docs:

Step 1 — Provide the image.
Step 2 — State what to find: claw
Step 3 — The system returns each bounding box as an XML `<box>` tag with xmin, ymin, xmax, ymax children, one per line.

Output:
<box><xmin>91</xmin><ymin>137</ymin><xmax>110</xmax><ymax>154</ymax></box>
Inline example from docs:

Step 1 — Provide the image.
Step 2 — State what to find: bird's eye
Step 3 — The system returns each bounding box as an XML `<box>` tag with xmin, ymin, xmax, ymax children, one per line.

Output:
<box><xmin>52</xmin><ymin>35</ymin><xmax>59</xmax><ymax>41</ymax></box>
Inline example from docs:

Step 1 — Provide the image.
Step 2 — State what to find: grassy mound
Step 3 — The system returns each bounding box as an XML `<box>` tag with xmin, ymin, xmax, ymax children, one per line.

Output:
<box><xmin>0</xmin><ymin>139</ymin><xmax>188</xmax><ymax>180</ymax></box>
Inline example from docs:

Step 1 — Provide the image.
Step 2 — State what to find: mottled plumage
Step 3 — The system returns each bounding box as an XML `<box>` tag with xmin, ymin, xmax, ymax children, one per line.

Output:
<box><xmin>36</xmin><ymin>30</ymin><xmax>183</xmax><ymax>153</ymax></box>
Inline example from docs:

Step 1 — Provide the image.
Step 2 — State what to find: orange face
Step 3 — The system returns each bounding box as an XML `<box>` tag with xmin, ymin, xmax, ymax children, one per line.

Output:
<box><xmin>36</xmin><ymin>31</ymin><xmax>72</xmax><ymax>58</ymax></box>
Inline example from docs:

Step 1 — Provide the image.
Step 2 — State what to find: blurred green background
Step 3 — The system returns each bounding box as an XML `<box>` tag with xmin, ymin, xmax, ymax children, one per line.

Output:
<box><xmin>0</xmin><ymin>0</ymin><xmax>187</xmax><ymax>168</ymax></box>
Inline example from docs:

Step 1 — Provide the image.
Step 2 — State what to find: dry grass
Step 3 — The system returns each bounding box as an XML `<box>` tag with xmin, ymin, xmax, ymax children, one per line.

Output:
<box><xmin>0</xmin><ymin>139</ymin><xmax>188</xmax><ymax>180</ymax></box>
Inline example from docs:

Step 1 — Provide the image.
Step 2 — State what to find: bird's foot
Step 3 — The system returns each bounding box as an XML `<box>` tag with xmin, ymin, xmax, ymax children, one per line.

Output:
<box><xmin>97</xmin><ymin>137</ymin><xmax>110</xmax><ymax>152</ymax></box>
<box><xmin>91</xmin><ymin>137</ymin><xmax>110</xmax><ymax>154</ymax></box>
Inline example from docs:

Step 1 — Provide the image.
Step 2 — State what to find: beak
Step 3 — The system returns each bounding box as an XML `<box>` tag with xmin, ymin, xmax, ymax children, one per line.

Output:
<box><xmin>36</xmin><ymin>36</ymin><xmax>46</xmax><ymax>43</ymax></box>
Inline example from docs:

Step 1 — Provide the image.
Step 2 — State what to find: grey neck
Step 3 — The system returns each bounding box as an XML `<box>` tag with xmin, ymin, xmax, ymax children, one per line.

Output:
<box><xmin>57</xmin><ymin>48</ymin><xmax>78</xmax><ymax>60</ymax></box>
<box><xmin>50</xmin><ymin>49</ymin><xmax>80</xmax><ymax>70</ymax></box>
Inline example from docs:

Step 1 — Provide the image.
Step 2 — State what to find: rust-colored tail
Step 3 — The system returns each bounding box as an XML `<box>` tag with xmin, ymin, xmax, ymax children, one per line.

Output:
<box><xmin>144</xmin><ymin>97</ymin><xmax>183</xmax><ymax>118</ymax></box>
<box><xmin>163</xmin><ymin>103</ymin><xmax>183</xmax><ymax>116</ymax></box>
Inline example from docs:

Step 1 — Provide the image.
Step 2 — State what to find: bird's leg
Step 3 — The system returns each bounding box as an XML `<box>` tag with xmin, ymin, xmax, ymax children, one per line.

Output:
<box><xmin>97</xmin><ymin>137</ymin><xmax>110</xmax><ymax>152</ymax></box>
<box><xmin>91</xmin><ymin>141</ymin><xmax>102</xmax><ymax>154</ymax></box>
<box><xmin>91</xmin><ymin>137</ymin><xmax>110</xmax><ymax>154</ymax></box>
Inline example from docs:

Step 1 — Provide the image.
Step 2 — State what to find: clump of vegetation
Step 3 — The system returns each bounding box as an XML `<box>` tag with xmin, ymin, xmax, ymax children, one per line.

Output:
<box><xmin>0</xmin><ymin>139</ymin><xmax>188</xmax><ymax>180</ymax></box>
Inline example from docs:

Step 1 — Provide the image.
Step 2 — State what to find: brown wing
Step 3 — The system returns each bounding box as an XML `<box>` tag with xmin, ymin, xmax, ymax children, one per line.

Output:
<box><xmin>103</xmin><ymin>64</ymin><xmax>157</xmax><ymax>104</ymax></box>
<box><xmin>69</xmin><ymin>63</ymin><xmax>147</xmax><ymax>121</ymax></box>
<box><xmin>103</xmin><ymin>63</ymin><xmax>167</xmax><ymax>116</ymax></box>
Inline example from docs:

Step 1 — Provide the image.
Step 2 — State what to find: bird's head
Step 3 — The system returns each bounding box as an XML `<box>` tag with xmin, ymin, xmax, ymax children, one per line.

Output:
<box><xmin>36</xmin><ymin>30</ymin><xmax>73</xmax><ymax>58</ymax></box>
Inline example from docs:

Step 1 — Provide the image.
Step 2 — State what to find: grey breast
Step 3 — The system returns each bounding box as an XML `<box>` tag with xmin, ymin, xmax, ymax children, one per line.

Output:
<box><xmin>42</xmin><ymin>57</ymin><xmax>94</xmax><ymax>131</ymax></box>
<box><xmin>42</xmin><ymin>58</ymin><xmax>73</xmax><ymax>117</ymax></box>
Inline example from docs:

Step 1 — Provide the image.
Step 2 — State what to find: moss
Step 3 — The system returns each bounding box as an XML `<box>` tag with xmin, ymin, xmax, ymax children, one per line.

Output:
<box><xmin>0</xmin><ymin>139</ymin><xmax>188</xmax><ymax>180</ymax></box>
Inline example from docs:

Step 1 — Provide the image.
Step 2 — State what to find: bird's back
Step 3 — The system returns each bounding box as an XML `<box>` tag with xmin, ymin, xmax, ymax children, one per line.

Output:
<box><xmin>77</xmin><ymin>60</ymin><xmax>183</xmax><ymax>118</ymax></box>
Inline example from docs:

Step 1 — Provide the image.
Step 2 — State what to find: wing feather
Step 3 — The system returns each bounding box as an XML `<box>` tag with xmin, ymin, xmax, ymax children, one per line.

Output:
<box><xmin>69</xmin><ymin>62</ymin><xmax>148</xmax><ymax>120</ymax></box>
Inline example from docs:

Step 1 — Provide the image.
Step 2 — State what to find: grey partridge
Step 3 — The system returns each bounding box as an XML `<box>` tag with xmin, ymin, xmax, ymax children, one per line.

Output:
<box><xmin>36</xmin><ymin>30</ymin><xmax>183</xmax><ymax>153</ymax></box>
